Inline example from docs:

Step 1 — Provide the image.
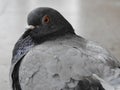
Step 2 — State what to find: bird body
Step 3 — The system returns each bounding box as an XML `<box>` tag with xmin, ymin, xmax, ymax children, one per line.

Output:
<box><xmin>19</xmin><ymin>34</ymin><xmax>120</xmax><ymax>90</ymax></box>
<box><xmin>10</xmin><ymin>7</ymin><xmax>120</xmax><ymax>90</ymax></box>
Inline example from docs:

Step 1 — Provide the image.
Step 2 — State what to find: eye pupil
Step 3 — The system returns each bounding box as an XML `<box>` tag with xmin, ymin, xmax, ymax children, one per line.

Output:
<box><xmin>43</xmin><ymin>15</ymin><xmax>50</xmax><ymax>23</ymax></box>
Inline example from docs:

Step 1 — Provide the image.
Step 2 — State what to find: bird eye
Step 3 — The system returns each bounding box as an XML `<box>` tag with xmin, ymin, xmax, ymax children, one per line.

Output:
<box><xmin>42</xmin><ymin>15</ymin><xmax>50</xmax><ymax>24</ymax></box>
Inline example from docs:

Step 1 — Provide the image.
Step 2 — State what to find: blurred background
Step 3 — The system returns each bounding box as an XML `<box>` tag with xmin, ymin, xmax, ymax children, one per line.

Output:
<box><xmin>0</xmin><ymin>0</ymin><xmax>120</xmax><ymax>89</ymax></box>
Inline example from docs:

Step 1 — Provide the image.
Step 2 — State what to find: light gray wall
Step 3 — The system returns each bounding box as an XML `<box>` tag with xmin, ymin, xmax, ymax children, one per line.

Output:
<box><xmin>79</xmin><ymin>0</ymin><xmax>120</xmax><ymax>60</ymax></box>
<box><xmin>0</xmin><ymin>0</ymin><xmax>120</xmax><ymax>90</ymax></box>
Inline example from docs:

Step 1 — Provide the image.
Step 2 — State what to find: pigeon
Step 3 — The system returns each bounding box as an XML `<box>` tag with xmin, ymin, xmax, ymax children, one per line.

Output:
<box><xmin>10</xmin><ymin>7</ymin><xmax>120</xmax><ymax>90</ymax></box>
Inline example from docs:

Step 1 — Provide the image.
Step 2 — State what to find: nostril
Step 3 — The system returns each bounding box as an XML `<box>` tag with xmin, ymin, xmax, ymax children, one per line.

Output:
<box><xmin>25</xmin><ymin>25</ymin><xmax>35</xmax><ymax>30</ymax></box>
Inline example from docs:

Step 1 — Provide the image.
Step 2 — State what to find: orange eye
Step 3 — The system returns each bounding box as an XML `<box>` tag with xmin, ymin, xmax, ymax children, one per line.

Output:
<box><xmin>42</xmin><ymin>15</ymin><xmax>50</xmax><ymax>24</ymax></box>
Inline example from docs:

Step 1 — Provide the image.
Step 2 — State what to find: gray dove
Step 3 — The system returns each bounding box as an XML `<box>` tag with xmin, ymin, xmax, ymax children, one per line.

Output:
<box><xmin>10</xmin><ymin>7</ymin><xmax>120</xmax><ymax>90</ymax></box>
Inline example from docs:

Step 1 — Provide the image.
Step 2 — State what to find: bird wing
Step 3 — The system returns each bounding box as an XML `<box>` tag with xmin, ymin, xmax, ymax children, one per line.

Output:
<box><xmin>10</xmin><ymin>34</ymin><xmax>34</xmax><ymax>90</ymax></box>
<box><xmin>19</xmin><ymin>34</ymin><xmax>120</xmax><ymax>90</ymax></box>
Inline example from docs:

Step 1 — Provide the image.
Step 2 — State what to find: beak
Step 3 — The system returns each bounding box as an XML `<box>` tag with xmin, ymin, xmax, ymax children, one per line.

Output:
<box><xmin>25</xmin><ymin>25</ymin><xmax>35</xmax><ymax>30</ymax></box>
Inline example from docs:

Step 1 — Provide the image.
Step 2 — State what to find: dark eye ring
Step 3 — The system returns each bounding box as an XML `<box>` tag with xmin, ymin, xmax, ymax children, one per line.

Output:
<box><xmin>42</xmin><ymin>15</ymin><xmax>50</xmax><ymax>24</ymax></box>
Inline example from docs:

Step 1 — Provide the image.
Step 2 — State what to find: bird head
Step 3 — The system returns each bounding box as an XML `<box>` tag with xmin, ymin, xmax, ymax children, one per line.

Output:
<box><xmin>24</xmin><ymin>7</ymin><xmax>75</xmax><ymax>43</ymax></box>
<box><xmin>12</xmin><ymin>7</ymin><xmax>75</xmax><ymax>63</ymax></box>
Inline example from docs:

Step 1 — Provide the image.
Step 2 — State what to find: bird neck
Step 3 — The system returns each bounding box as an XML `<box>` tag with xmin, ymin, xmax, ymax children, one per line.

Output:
<box><xmin>34</xmin><ymin>27</ymin><xmax>75</xmax><ymax>44</ymax></box>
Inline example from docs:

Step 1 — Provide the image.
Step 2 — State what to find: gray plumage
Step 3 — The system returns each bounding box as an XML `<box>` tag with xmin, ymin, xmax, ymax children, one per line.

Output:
<box><xmin>10</xmin><ymin>7</ymin><xmax>120</xmax><ymax>90</ymax></box>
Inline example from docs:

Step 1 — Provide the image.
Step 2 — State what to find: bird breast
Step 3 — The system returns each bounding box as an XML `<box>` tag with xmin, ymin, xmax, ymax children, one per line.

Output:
<box><xmin>19</xmin><ymin>34</ymin><xmax>120</xmax><ymax>90</ymax></box>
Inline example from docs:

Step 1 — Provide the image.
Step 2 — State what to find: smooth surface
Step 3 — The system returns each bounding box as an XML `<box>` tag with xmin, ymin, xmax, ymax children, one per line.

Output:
<box><xmin>0</xmin><ymin>0</ymin><xmax>120</xmax><ymax>90</ymax></box>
